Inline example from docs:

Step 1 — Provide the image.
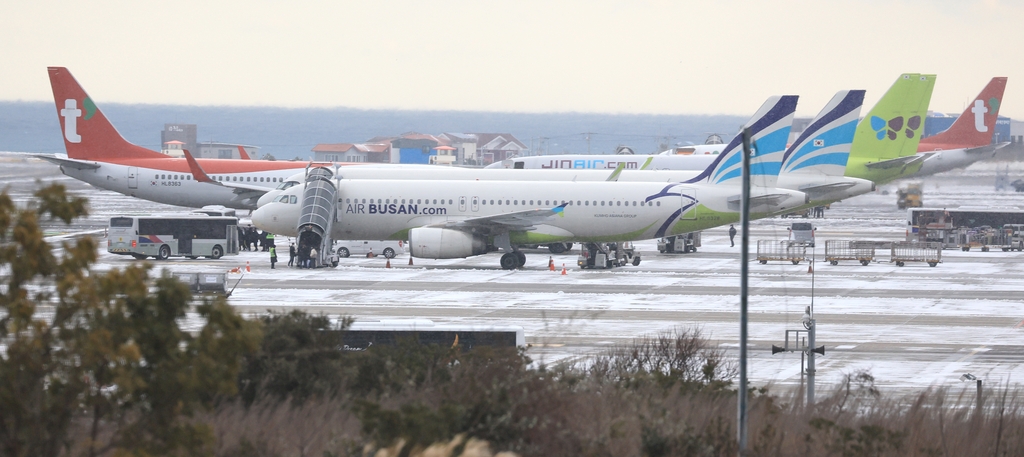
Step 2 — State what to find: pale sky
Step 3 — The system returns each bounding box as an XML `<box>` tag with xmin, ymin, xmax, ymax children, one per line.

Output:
<box><xmin>2</xmin><ymin>0</ymin><xmax>1022</xmax><ymax>119</ymax></box>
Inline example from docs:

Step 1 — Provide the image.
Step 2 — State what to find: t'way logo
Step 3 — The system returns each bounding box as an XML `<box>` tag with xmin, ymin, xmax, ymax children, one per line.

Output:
<box><xmin>61</xmin><ymin>99</ymin><xmax>82</xmax><ymax>143</ymax></box>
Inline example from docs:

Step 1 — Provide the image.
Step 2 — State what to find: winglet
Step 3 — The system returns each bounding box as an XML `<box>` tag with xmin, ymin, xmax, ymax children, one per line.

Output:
<box><xmin>183</xmin><ymin>150</ymin><xmax>218</xmax><ymax>184</ymax></box>
<box><xmin>552</xmin><ymin>202</ymin><xmax>568</xmax><ymax>217</ymax></box>
<box><xmin>639</xmin><ymin>156</ymin><xmax>654</xmax><ymax>170</ymax></box>
<box><xmin>237</xmin><ymin>145</ymin><xmax>252</xmax><ymax>160</ymax></box>
<box><xmin>606</xmin><ymin>162</ymin><xmax>626</xmax><ymax>181</ymax></box>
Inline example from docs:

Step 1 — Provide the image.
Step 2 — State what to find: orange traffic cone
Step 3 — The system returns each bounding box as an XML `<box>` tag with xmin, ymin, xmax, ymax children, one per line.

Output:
<box><xmin>548</xmin><ymin>256</ymin><xmax>555</xmax><ymax>271</ymax></box>
<box><xmin>807</xmin><ymin>263</ymin><xmax>813</xmax><ymax>274</ymax></box>
<box><xmin>561</xmin><ymin>263</ymin><xmax>567</xmax><ymax>275</ymax></box>
<box><xmin>408</xmin><ymin>256</ymin><xmax>414</xmax><ymax>266</ymax></box>
<box><xmin>246</xmin><ymin>261</ymin><xmax>251</xmax><ymax>272</ymax></box>
<box><xmin>385</xmin><ymin>259</ymin><xmax>391</xmax><ymax>268</ymax></box>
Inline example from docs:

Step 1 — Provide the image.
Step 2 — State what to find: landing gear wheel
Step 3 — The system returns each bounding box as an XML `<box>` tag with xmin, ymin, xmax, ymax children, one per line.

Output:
<box><xmin>383</xmin><ymin>247</ymin><xmax>396</xmax><ymax>259</ymax></box>
<box><xmin>500</xmin><ymin>252</ymin><xmax>521</xmax><ymax>270</ymax></box>
<box><xmin>548</xmin><ymin>243</ymin><xmax>566</xmax><ymax>254</ymax></box>
<box><xmin>515</xmin><ymin>251</ymin><xmax>526</xmax><ymax>267</ymax></box>
<box><xmin>157</xmin><ymin>245</ymin><xmax>171</xmax><ymax>260</ymax></box>
<box><xmin>210</xmin><ymin>245</ymin><xmax>224</xmax><ymax>260</ymax></box>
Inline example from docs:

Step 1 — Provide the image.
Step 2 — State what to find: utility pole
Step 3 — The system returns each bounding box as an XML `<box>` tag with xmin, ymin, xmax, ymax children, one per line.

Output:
<box><xmin>738</xmin><ymin>128</ymin><xmax>752</xmax><ymax>454</ymax></box>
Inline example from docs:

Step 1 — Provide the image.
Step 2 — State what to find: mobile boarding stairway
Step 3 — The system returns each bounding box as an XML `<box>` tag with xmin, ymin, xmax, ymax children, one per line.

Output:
<box><xmin>296</xmin><ymin>167</ymin><xmax>339</xmax><ymax>268</ymax></box>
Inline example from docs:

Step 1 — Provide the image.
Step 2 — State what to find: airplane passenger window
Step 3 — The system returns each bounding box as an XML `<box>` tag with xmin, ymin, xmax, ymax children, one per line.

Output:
<box><xmin>514</xmin><ymin>200</ymin><xmax>518</xmax><ymax>205</ymax></box>
<box><xmin>577</xmin><ymin>201</ymin><xmax>581</xmax><ymax>206</ymax></box>
<box><xmin>545</xmin><ymin>200</ymin><xmax>549</xmax><ymax>205</ymax></box>
<box><xmin>529</xmin><ymin>200</ymin><xmax>533</xmax><ymax>205</ymax></box>
<box><xmin>505</xmin><ymin>200</ymin><xmax>509</xmax><ymax>205</ymax></box>
<box><xmin>402</xmin><ymin>199</ymin><xmax>406</xmax><ymax>204</ymax></box>
<box><xmin>585</xmin><ymin>201</ymin><xmax>589</xmax><ymax>206</ymax></box>
<box><xmin>449</xmin><ymin>200</ymin><xmax>453</xmax><ymax>204</ymax></box>
<box><xmin>497</xmin><ymin>200</ymin><xmax>502</xmax><ymax>205</ymax></box>
<box><xmin>617</xmin><ymin>201</ymin><xmax>621</xmax><ymax>206</ymax></box>
<box><xmin>657</xmin><ymin>201</ymin><xmax>661</xmax><ymax>206</ymax></box>
<box><xmin>601</xmin><ymin>201</ymin><xmax>605</xmax><ymax>206</ymax></box>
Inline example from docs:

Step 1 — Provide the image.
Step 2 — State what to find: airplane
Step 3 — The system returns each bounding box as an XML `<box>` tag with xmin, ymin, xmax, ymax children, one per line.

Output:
<box><xmin>38</xmin><ymin>66</ymin><xmax>368</xmax><ymax>209</ymax></box>
<box><xmin>909</xmin><ymin>77</ymin><xmax>1009</xmax><ymax>176</ymax></box>
<box><xmin>843</xmin><ymin>73</ymin><xmax>935</xmax><ymax>185</ymax></box>
<box><xmin>250</xmin><ymin>96</ymin><xmax>810</xmax><ymax>269</ymax></box>
<box><xmin>484</xmin><ymin>144</ymin><xmax>722</xmax><ymax>171</ymax></box>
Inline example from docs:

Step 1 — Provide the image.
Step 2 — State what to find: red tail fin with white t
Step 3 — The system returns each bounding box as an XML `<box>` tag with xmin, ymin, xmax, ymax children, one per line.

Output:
<box><xmin>48</xmin><ymin>67</ymin><xmax>167</xmax><ymax>161</ymax></box>
<box><xmin>920</xmin><ymin>77</ymin><xmax>1007</xmax><ymax>149</ymax></box>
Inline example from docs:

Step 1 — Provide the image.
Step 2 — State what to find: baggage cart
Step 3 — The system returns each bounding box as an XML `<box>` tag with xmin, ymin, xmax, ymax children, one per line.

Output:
<box><xmin>890</xmin><ymin>242</ymin><xmax>942</xmax><ymax>267</ymax></box>
<box><xmin>756</xmin><ymin>240</ymin><xmax>807</xmax><ymax>265</ymax></box>
<box><xmin>824</xmin><ymin>240</ymin><xmax>875</xmax><ymax>266</ymax></box>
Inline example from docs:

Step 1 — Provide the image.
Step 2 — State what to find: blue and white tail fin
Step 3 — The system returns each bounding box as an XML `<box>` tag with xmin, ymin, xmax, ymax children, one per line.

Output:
<box><xmin>780</xmin><ymin>90</ymin><xmax>865</xmax><ymax>177</ymax></box>
<box><xmin>685</xmin><ymin>95</ymin><xmax>798</xmax><ymax>187</ymax></box>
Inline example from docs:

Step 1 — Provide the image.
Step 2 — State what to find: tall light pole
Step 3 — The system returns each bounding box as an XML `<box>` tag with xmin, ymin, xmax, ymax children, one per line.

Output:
<box><xmin>738</xmin><ymin>128</ymin><xmax>752</xmax><ymax>453</ymax></box>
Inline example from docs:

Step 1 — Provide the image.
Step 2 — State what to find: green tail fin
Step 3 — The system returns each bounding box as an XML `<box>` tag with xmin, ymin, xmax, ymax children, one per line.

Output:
<box><xmin>846</xmin><ymin>73</ymin><xmax>936</xmax><ymax>184</ymax></box>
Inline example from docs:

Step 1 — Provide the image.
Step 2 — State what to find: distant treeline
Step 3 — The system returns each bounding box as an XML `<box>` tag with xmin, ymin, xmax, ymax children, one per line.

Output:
<box><xmin>0</xmin><ymin>101</ymin><xmax>745</xmax><ymax>159</ymax></box>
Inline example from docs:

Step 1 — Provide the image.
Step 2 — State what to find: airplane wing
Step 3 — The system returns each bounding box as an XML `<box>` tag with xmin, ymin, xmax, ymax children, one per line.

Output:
<box><xmin>427</xmin><ymin>204</ymin><xmax>568</xmax><ymax>236</ymax></box>
<box><xmin>183</xmin><ymin>150</ymin><xmax>270</xmax><ymax>193</ymax></box>
<box><xmin>33</xmin><ymin>154</ymin><xmax>101</xmax><ymax>170</ymax></box>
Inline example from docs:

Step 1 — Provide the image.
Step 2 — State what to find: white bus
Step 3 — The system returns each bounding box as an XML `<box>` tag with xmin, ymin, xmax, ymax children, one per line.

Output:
<box><xmin>108</xmin><ymin>215</ymin><xmax>240</xmax><ymax>260</ymax></box>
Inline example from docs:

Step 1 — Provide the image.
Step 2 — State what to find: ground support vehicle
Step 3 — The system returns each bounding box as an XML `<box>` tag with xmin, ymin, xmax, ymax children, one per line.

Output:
<box><xmin>824</xmin><ymin>240</ymin><xmax>875</xmax><ymax>266</ymax></box>
<box><xmin>890</xmin><ymin>242</ymin><xmax>942</xmax><ymax>267</ymax></box>
<box><xmin>897</xmin><ymin>182</ymin><xmax>923</xmax><ymax>209</ymax></box>
<box><xmin>577</xmin><ymin>242</ymin><xmax>641</xmax><ymax>269</ymax></box>
<box><xmin>756</xmin><ymin>240</ymin><xmax>807</xmax><ymax>265</ymax></box>
<box><xmin>955</xmin><ymin>227</ymin><xmax>1009</xmax><ymax>252</ymax></box>
<box><xmin>657</xmin><ymin>232</ymin><xmax>701</xmax><ymax>253</ymax></box>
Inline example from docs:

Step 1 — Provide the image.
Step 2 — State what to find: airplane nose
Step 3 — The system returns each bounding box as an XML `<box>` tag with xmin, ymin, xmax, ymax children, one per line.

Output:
<box><xmin>251</xmin><ymin>205</ymin><xmax>274</xmax><ymax>232</ymax></box>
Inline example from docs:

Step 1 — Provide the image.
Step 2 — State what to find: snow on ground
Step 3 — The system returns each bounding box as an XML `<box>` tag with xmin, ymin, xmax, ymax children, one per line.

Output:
<box><xmin>5</xmin><ymin>153</ymin><xmax>1024</xmax><ymax>396</ymax></box>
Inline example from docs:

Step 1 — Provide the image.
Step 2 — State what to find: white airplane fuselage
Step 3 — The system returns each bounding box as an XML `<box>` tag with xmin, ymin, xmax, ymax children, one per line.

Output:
<box><xmin>253</xmin><ymin>179</ymin><xmax>808</xmax><ymax>243</ymax></box>
<box><xmin>54</xmin><ymin>157</ymin><xmax>303</xmax><ymax>209</ymax></box>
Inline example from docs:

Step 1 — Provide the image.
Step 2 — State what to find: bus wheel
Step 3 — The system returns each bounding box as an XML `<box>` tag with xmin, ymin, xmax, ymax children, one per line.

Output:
<box><xmin>158</xmin><ymin>245</ymin><xmax>171</xmax><ymax>260</ymax></box>
<box><xmin>210</xmin><ymin>245</ymin><xmax>223</xmax><ymax>260</ymax></box>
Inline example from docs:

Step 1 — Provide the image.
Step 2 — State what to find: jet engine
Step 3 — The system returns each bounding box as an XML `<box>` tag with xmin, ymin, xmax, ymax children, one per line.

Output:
<box><xmin>409</xmin><ymin>228</ymin><xmax>488</xmax><ymax>259</ymax></box>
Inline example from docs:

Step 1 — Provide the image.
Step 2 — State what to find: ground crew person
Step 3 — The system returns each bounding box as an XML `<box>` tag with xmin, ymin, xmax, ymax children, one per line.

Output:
<box><xmin>270</xmin><ymin>245</ymin><xmax>278</xmax><ymax>269</ymax></box>
<box><xmin>729</xmin><ymin>224</ymin><xmax>737</xmax><ymax>247</ymax></box>
<box><xmin>288</xmin><ymin>243</ymin><xmax>296</xmax><ymax>267</ymax></box>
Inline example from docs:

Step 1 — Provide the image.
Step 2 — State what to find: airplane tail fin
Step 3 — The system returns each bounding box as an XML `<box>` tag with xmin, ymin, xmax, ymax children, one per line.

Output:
<box><xmin>237</xmin><ymin>145</ymin><xmax>252</xmax><ymax>160</ymax></box>
<box><xmin>686</xmin><ymin>95</ymin><xmax>798</xmax><ymax>187</ymax></box>
<box><xmin>780</xmin><ymin>90</ymin><xmax>865</xmax><ymax>176</ymax></box>
<box><xmin>47</xmin><ymin>67</ymin><xmax>166</xmax><ymax>161</ymax></box>
<box><xmin>849</xmin><ymin>73</ymin><xmax>934</xmax><ymax>161</ymax></box>
<box><xmin>920</xmin><ymin>77</ymin><xmax>1007</xmax><ymax>148</ymax></box>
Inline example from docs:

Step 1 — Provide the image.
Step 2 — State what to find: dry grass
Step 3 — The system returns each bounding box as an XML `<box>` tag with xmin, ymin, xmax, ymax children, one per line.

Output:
<box><xmin>64</xmin><ymin>329</ymin><xmax>1024</xmax><ymax>457</ymax></box>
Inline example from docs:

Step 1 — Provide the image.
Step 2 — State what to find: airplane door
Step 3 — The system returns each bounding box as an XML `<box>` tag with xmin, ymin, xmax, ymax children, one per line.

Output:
<box><xmin>680</xmin><ymin>187</ymin><xmax>697</xmax><ymax>220</ymax></box>
<box><xmin>128</xmin><ymin>167</ymin><xmax>138</xmax><ymax>189</ymax></box>
<box><xmin>459</xmin><ymin>196</ymin><xmax>467</xmax><ymax>212</ymax></box>
<box><xmin>471</xmin><ymin>196</ymin><xmax>479</xmax><ymax>212</ymax></box>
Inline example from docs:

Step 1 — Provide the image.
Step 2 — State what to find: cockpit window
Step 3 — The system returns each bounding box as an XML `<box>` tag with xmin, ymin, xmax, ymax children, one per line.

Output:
<box><xmin>276</xmin><ymin>195</ymin><xmax>289</xmax><ymax>203</ymax></box>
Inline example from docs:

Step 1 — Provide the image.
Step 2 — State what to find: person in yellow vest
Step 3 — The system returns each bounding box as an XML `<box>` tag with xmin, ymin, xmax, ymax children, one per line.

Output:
<box><xmin>269</xmin><ymin>245</ymin><xmax>278</xmax><ymax>269</ymax></box>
